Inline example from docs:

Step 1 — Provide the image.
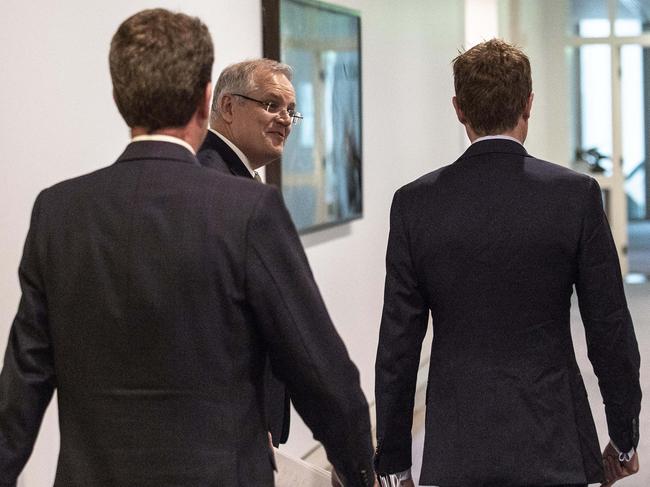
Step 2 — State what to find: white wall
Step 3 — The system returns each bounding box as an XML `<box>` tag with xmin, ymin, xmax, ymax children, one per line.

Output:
<box><xmin>0</xmin><ymin>0</ymin><xmax>464</xmax><ymax>484</ymax></box>
<box><xmin>498</xmin><ymin>0</ymin><xmax>573</xmax><ymax>166</ymax></box>
<box><xmin>465</xmin><ymin>0</ymin><xmax>499</xmax><ymax>47</ymax></box>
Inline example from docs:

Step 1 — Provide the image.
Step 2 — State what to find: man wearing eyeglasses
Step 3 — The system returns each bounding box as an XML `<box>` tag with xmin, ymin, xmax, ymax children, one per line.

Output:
<box><xmin>198</xmin><ymin>59</ymin><xmax>301</xmax><ymax>184</ymax></box>
<box><xmin>197</xmin><ymin>59</ymin><xmax>301</xmax><ymax>451</ymax></box>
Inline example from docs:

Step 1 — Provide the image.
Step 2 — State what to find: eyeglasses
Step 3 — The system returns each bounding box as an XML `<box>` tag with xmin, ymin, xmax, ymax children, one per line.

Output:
<box><xmin>232</xmin><ymin>93</ymin><xmax>303</xmax><ymax>125</ymax></box>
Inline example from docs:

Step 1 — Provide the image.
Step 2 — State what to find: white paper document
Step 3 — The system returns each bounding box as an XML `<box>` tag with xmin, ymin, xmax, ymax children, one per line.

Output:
<box><xmin>273</xmin><ymin>449</ymin><xmax>331</xmax><ymax>487</ymax></box>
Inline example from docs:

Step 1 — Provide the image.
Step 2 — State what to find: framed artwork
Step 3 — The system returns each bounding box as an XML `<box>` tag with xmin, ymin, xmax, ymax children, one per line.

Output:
<box><xmin>262</xmin><ymin>0</ymin><xmax>363</xmax><ymax>233</ymax></box>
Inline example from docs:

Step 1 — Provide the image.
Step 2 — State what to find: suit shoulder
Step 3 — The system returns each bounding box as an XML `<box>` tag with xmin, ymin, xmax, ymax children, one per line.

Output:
<box><xmin>524</xmin><ymin>155</ymin><xmax>584</xmax><ymax>176</ymax></box>
<box><xmin>195</xmin><ymin>168</ymin><xmax>280</xmax><ymax>210</ymax></box>
<box><xmin>523</xmin><ymin>156</ymin><xmax>597</xmax><ymax>190</ymax></box>
<box><xmin>196</xmin><ymin>147</ymin><xmax>229</xmax><ymax>173</ymax></box>
<box><xmin>394</xmin><ymin>164</ymin><xmax>452</xmax><ymax>198</ymax></box>
<box><xmin>39</xmin><ymin>165</ymin><xmax>114</xmax><ymax>200</ymax></box>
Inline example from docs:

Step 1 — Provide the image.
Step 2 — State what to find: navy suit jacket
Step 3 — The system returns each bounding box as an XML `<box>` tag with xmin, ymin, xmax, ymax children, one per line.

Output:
<box><xmin>375</xmin><ymin>139</ymin><xmax>641</xmax><ymax>486</ymax></box>
<box><xmin>0</xmin><ymin>140</ymin><xmax>374</xmax><ymax>487</ymax></box>
<box><xmin>197</xmin><ymin>130</ymin><xmax>291</xmax><ymax>446</ymax></box>
<box><xmin>198</xmin><ymin>130</ymin><xmax>254</xmax><ymax>178</ymax></box>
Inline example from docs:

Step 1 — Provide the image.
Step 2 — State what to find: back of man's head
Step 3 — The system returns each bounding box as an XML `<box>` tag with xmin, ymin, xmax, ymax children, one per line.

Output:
<box><xmin>210</xmin><ymin>58</ymin><xmax>293</xmax><ymax>122</ymax></box>
<box><xmin>452</xmin><ymin>38</ymin><xmax>531</xmax><ymax>136</ymax></box>
<box><xmin>109</xmin><ymin>8</ymin><xmax>214</xmax><ymax>131</ymax></box>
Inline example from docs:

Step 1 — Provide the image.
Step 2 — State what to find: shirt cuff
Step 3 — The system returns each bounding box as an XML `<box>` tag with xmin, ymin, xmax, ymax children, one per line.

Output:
<box><xmin>378</xmin><ymin>468</ymin><xmax>412</xmax><ymax>485</ymax></box>
<box><xmin>611</xmin><ymin>440</ymin><xmax>636</xmax><ymax>462</ymax></box>
<box><xmin>395</xmin><ymin>468</ymin><xmax>411</xmax><ymax>480</ymax></box>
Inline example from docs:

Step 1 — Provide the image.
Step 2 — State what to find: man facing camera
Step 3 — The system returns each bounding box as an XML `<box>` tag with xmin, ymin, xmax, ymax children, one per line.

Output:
<box><xmin>198</xmin><ymin>58</ymin><xmax>300</xmax><ymax>182</ymax></box>
<box><xmin>198</xmin><ymin>59</ymin><xmax>300</xmax><ymax>447</ymax></box>
<box><xmin>374</xmin><ymin>39</ymin><xmax>641</xmax><ymax>487</ymax></box>
<box><xmin>0</xmin><ymin>9</ymin><xmax>374</xmax><ymax>487</ymax></box>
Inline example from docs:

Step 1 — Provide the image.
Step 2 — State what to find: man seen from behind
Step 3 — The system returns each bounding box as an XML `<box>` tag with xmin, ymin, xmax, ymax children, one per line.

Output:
<box><xmin>0</xmin><ymin>9</ymin><xmax>375</xmax><ymax>487</ymax></box>
<box><xmin>374</xmin><ymin>39</ymin><xmax>641</xmax><ymax>487</ymax></box>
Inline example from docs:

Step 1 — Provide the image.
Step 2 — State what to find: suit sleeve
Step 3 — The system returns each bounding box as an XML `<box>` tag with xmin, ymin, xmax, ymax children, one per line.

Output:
<box><xmin>244</xmin><ymin>187</ymin><xmax>374</xmax><ymax>487</ymax></box>
<box><xmin>575</xmin><ymin>178</ymin><xmax>641</xmax><ymax>452</ymax></box>
<box><xmin>0</xmin><ymin>193</ymin><xmax>56</xmax><ymax>485</ymax></box>
<box><xmin>374</xmin><ymin>190</ymin><xmax>429</xmax><ymax>474</ymax></box>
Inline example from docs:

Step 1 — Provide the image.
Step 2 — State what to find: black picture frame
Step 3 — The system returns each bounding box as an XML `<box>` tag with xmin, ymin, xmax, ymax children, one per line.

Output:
<box><xmin>262</xmin><ymin>0</ymin><xmax>363</xmax><ymax>233</ymax></box>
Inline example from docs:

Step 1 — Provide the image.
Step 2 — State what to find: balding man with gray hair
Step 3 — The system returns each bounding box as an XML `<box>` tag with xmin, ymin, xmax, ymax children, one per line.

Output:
<box><xmin>198</xmin><ymin>59</ymin><xmax>300</xmax><ymax>449</ymax></box>
<box><xmin>198</xmin><ymin>58</ymin><xmax>301</xmax><ymax>181</ymax></box>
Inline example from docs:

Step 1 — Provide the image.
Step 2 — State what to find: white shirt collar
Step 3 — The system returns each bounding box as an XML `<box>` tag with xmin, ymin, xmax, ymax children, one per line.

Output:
<box><xmin>472</xmin><ymin>134</ymin><xmax>524</xmax><ymax>147</ymax></box>
<box><xmin>131</xmin><ymin>134</ymin><xmax>196</xmax><ymax>155</ymax></box>
<box><xmin>209</xmin><ymin>128</ymin><xmax>256</xmax><ymax>178</ymax></box>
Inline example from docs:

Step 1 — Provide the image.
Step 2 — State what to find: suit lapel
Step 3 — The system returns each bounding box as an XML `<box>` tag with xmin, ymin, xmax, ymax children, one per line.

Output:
<box><xmin>202</xmin><ymin>131</ymin><xmax>254</xmax><ymax>179</ymax></box>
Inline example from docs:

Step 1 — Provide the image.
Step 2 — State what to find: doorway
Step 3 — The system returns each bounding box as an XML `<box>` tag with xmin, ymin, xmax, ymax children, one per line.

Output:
<box><xmin>569</xmin><ymin>0</ymin><xmax>650</xmax><ymax>276</ymax></box>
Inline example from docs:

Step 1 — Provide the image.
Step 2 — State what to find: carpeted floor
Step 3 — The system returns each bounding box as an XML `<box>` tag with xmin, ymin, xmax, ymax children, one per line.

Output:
<box><xmin>410</xmin><ymin>280</ymin><xmax>649</xmax><ymax>486</ymax></box>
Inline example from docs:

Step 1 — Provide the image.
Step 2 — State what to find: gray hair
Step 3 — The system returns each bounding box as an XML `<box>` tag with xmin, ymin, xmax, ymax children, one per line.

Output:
<box><xmin>211</xmin><ymin>58</ymin><xmax>293</xmax><ymax>120</ymax></box>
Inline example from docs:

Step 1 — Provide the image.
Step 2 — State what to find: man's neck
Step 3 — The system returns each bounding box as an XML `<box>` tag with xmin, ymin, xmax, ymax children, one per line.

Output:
<box><xmin>465</xmin><ymin>118</ymin><xmax>528</xmax><ymax>144</ymax></box>
<box><xmin>131</xmin><ymin>125</ymin><xmax>205</xmax><ymax>153</ymax></box>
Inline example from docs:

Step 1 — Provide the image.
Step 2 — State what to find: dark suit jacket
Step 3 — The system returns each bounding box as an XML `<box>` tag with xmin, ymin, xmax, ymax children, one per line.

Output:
<box><xmin>375</xmin><ymin>139</ymin><xmax>641</xmax><ymax>486</ymax></box>
<box><xmin>198</xmin><ymin>130</ymin><xmax>255</xmax><ymax>178</ymax></box>
<box><xmin>0</xmin><ymin>141</ymin><xmax>374</xmax><ymax>487</ymax></box>
<box><xmin>197</xmin><ymin>130</ymin><xmax>291</xmax><ymax>446</ymax></box>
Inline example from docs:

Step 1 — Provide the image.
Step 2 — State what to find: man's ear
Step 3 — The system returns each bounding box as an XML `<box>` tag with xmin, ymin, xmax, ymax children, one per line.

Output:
<box><xmin>219</xmin><ymin>93</ymin><xmax>235</xmax><ymax>123</ymax></box>
<box><xmin>452</xmin><ymin>96</ymin><xmax>466</xmax><ymax>124</ymax></box>
<box><xmin>523</xmin><ymin>92</ymin><xmax>534</xmax><ymax>120</ymax></box>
